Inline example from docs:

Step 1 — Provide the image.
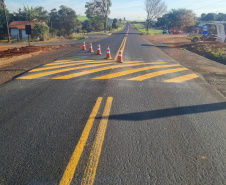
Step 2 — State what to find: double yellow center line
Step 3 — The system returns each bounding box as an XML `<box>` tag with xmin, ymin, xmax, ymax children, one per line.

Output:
<box><xmin>114</xmin><ymin>28</ymin><xmax>129</xmax><ymax>61</ymax></box>
<box><xmin>59</xmin><ymin>97</ymin><xmax>113</xmax><ymax>185</ymax></box>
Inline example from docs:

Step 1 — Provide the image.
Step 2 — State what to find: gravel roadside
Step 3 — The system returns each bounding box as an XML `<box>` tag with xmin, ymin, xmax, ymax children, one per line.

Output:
<box><xmin>143</xmin><ymin>35</ymin><xmax>226</xmax><ymax>97</ymax></box>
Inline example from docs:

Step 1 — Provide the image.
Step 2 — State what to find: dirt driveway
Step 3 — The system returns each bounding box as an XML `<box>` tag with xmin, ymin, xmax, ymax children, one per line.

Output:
<box><xmin>143</xmin><ymin>34</ymin><xmax>226</xmax><ymax>97</ymax></box>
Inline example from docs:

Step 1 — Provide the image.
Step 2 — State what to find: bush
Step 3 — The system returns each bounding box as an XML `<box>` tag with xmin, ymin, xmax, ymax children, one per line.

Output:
<box><xmin>32</xmin><ymin>23</ymin><xmax>49</xmax><ymax>40</ymax></box>
<box><xmin>68</xmin><ymin>33</ymin><xmax>84</xmax><ymax>40</ymax></box>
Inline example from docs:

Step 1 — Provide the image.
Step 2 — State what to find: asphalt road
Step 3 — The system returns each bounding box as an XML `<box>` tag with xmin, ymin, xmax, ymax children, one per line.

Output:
<box><xmin>0</xmin><ymin>23</ymin><xmax>226</xmax><ymax>185</ymax></box>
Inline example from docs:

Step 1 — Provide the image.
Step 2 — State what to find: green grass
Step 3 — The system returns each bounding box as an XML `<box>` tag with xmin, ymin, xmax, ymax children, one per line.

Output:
<box><xmin>112</xmin><ymin>24</ymin><xmax>125</xmax><ymax>33</ymax></box>
<box><xmin>133</xmin><ymin>23</ymin><xmax>162</xmax><ymax>35</ymax></box>
<box><xmin>88</xmin><ymin>23</ymin><xmax>125</xmax><ymax>35</ymax></box>
<box><xmin>68</xmin><ymin>34</ymin><xmax>85</xmax><ymax>40</ymax></box>
<box><xmin>135</xmin><ymin>21</ymin><xmax>146</xmax><ymax>23</ymax></box>
<box><xmin>0</xmin><ymin>39</ymin><xmax>9</xmax><ymax>43</ymax></box>
<box><xmin>77</xmin><ymin>15</ymin><xmax>88</xmax><ymax>21</ymax></box>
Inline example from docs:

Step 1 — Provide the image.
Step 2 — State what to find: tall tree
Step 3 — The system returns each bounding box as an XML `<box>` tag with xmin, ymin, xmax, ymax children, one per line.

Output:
<box><xmin>145</xmin><ymin>0</ymin><xmax>167</xmax><ymax>34</ymax></box>
<box><xmin>34</xmin><ymin>7</ymin><xmax>49</xmax><ymax>23</ymax></box>
<box><xmin>49</xmin><ymin>8</ymin><xmax>58</xmax><ymax>31</ymax></box>
<box><xmin>32</xmin><ymin>22</ymin><xmax>49</xmax><ymax>39</ymax></box>
<box><xmin>0</xmin><ymin>6</ymin><xmax>12</xmax><ymax>40</ymax></box>
<box><xmin>170</xmin><ymin>9</ymin><xmax>196</xmax><ymax>30</ymax></box>
<box><xmin>49</xmin><ymin>5</ymin><xmax>78</xmax><ymax>36</ymax></box>
<box><xmin>156</xmin><ymin>9</ymin><xmax>196</xmax><ymax>30</ymax></box>
<box><xmin>217</xmin><ymin>13</ymin><xmax>226</xmax><ymax>21</ymax></box>
<box><xmin>202</xmin><ymin>13</ymin><xmax>217</xmax><ymax>21</ymax></box>
<box><xmin>13</xmin><ymin>6</ymin><xmax>49</xmax><ymax>22</ymax></box>
<box><xmin>85</xmin><ymin>0</ymin><xmax>112</xmax><ymax>32</ymax></box>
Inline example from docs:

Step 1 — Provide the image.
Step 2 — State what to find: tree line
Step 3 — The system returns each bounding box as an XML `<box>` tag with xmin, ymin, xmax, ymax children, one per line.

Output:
<box><xmin>0</xmin><ymin>5</ymin><xmax>79</xmax><ymax>39</ymax></box>
<box><xmin>156</xmin><ymin>11</ymin><xmax>226</xmax><ymax>31</ymax></box>
<box><xmin>200</xmin><ymin>13</ymin><xmax>226</xmax><ymax>21</ymax></box>
<box><xmin>0</xmin><ymin>0</ymin><xmax>124</xmax><ymax>40</ymax></box>
<box><xmin>144</xmin><ymin>0</ymin><xmax>226</xmax><ymax>33</ymax></box>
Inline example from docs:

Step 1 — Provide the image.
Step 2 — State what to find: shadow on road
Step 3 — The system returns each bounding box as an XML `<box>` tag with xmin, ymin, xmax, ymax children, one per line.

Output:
<box><xmin>104</xmin><ymin>102</ymin><xmax>226</xmax><ymax>121</ymax></box>
<box><xmin>141</xmin><ymin>44</ymin><xmax>154</xmax><ymax>47</ymax></box>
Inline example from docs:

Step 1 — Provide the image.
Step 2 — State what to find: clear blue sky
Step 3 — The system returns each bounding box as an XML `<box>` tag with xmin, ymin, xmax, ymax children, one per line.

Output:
<box><xmin>5</xmin><ymin>0</ymin><xmax>226</xmax><ymax>20</ymax></box>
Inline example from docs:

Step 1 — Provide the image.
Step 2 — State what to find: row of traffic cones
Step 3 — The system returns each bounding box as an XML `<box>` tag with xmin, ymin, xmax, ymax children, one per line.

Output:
<box><xmin>82</xmin><ymin>41</ymin><xmax>123</xmax><ymax>63</ymax></box>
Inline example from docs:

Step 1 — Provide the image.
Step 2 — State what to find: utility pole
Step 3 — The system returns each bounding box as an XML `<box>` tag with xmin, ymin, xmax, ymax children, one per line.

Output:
<box><xmin>2</xmin><ymin>0</ymin><xmax>11</xmax><ymax>43</ymax></box>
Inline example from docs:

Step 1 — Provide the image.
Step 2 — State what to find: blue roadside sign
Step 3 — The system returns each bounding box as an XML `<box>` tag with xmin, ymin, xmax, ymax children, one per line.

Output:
<box><xmin>202</xmin><ymin>25</ymin><xmax>209</xmax><ymax>35</ymax></box>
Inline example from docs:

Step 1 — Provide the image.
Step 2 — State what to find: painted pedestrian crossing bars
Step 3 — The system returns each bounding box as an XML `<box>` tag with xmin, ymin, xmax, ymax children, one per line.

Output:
<box><xmin>18</xmin><ymin>60</ymin><xmax>199</xmax><ymax>82</ymax></box>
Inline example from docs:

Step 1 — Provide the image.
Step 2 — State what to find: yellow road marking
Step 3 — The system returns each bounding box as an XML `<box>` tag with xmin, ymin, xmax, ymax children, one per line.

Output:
<box><xmin>46</xmin><ymin>62</ymin><xmax>80</xmax><ymax>66</ymax></box>
<box><xmin>32</xmin><ymin>60</ymin><xmax>116</xmax><ymax>71</ymax></box>
<box><xmin>81</xmin><ymin>97</ymin><xmax>113</xmax><ymax>185</ymax></box>
<box><xmin>45</xmin><ymin>61</ymin><xmax>88</xmax><ymax>66</ymax></box>
<box><xmin>46</xmin><ymin>60</ymin><xmax>113</xmax><ymax>66</ymax></box>
<box><xmin>53</xmin><ymin>63</ymin><xmax>145</xmax><ymax>80</ymax></box>
<box><xmin>53</xmin><ymin>60</ymin><xmax>93</xmax><ymax>63</ymax></box>
<box><xmin>30</xmin><ymin>63</ymin><xmax>85</xmax><ymax>72</ymax></box>
<box><xmin>59</xmin><ymin>97</ymin><xmax>102</xmax><ymax>185</ymax></box>
<box><xmin>18</xmin><ymin>63</ymin><xmax>114</xmax><ymax>79</ymax></box>
<box><xmin>114</xmin><ymin>37</ymin><xmax>127</xmax><ymax>60</ymax></box>
<box><xmin>126</xmin><ymin>28</ymin><xmax>129</xmax><ymax>36</ymax></box>
<box><xmin>121</xmin><ymin>37</ymin><xmax>127</xmax><ymax>54</ymax></box>
<box><xmin>128</xmin><ymin>68</ymin><xmax>189</xmax><ymax>81</ymax></box>
<box><xmin>116</xmin><ymin>61</ymin><xmax>164</xmax><ymax>64</ymax></box>
<box><xmin>164</xmin><ymin>74</ymin><xmax>199</xmax><ymax>83</ymax></box>
<box><xmin>94</xmin><ymin>64</ymin><xmax>181</xmax><ymax>80</ymax></box>
<box><xmin>114</xmin><ymin>27</ymin><xmax>129</xmax><ymax>61</ymax></box>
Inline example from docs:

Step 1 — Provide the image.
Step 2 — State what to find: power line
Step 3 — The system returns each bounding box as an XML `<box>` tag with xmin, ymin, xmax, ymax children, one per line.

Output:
<box><xmin>193</xmin><ymin>0</ymin><xmax>225</xmax><ymax>10</ymax></box>
<box><xmin>177</xmin><ymin>0</ymin><xmax>213</xmax><ymax>8</ymax></box>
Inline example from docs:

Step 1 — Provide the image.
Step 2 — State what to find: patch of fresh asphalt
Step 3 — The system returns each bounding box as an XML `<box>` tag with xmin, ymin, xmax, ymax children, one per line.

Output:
<box><xmin>0</xmin><ymin>23</ymin><xmax>226</xmax><ymax>185</ymax></box>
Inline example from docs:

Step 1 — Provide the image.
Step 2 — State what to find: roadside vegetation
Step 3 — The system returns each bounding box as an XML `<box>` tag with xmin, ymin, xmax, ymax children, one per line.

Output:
<box><xmin>145</xmin><ymin>0</ymin><xmax>167</xmax><ymax>34</ymax></box>
<box><xmin>133</xmin><ymin>23</ymin><xmax>162</xmax><ymax>34</ymax></box>
<box><xmin>183</xmin><ymin>43</ymin><xmax>226</xmax><ymax>64</ymax></box>
<box><xmin>0</xmin><ymin>0</ymin><xmax>125</xmax><ymax>43</ymax></box>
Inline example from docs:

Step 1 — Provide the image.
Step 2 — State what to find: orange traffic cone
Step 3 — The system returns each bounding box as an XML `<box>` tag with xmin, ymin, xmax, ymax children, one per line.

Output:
<box><xmin>105</xmin><ymin>46</ymin><xmax>112</xmax><ymax>59</ymax></box>
<box><xmin>82</xmin><ymin>41</ymin><xmax>86</xmax><ymax>50</ymax></box>
<box><xmin>89</xmin><ymin>43</ymin><xmax>94</xmax><ymax>53</ymax></box>
<box><xmin>118</xmin><ymin>48</ymin><xmax>123</xmax><ymax>63</ymax></box>
<box><xmin>96</xmin><ymin>43</ymin><xmax>102</xmax><ymax>55</ymax></box>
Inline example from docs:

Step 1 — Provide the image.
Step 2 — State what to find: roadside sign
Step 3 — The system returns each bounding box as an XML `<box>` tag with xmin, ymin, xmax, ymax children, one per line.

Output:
<box><xmin>202</xmin><ymin>25</ymin><xmax>209</xmax><ymax>35</ymax></box>
<box><xmin>25</xmin><ymin>25</ymin><xmax>32</xmax><ymax>35</ymax></box>
<box><xmin>108</xmin><ymin>19</ymin><xmax>113</xmax><ymax>27</ymax></box>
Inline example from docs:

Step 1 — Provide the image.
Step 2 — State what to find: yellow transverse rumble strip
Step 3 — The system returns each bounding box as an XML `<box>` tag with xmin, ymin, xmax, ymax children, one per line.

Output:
<box><xmin>59</xmin><ymin>97</ymin><xmax>103</xmax><ymax>185</ymax></box>
<box><xmin>31</xmin><ymin>60</ymin><xmax>116</xmax><ymax>72</ymax></box>
<box><xmin>45</xmin><ymin>60</ymin><xmax>97</xmax><ymax>66</ymax></box>
<box><xmin>17</xmin><ymin>63</ymin><xmax>114</xmax><ymax>79</ymax></box>
<box><xmin>128</xmin><ymin>68</ymin><xmax>189</xmax><ymax>81</ymax></box>
<box><xmin>52</xmin><ymin>63</ymin><xmax>147</xmax><ymax>80</ymax></box>
<box><xmin>30</xmin><ymin>62</ymin><xmax>85</xmax><ymax>72</ymax></box>
<box><xmin>164</xmin><ymin>74</ymin><xmax>199</xmax><ymax>83</ymax></box>
<box><xmin>93</xmin><ymin>64</ymin><xmax>181</xmax><ymax>79</ymax></box>
<box><xmin>81</xmin><ymin>97</ymin><xmax>113</xmax><ymax>185</ymax></box>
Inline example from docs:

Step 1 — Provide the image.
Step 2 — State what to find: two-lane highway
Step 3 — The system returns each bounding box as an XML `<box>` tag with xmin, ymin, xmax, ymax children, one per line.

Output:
<box><xmin>0</xmin><ymin>23</ymin><xmax>226</xmax><ymax>185</ymax></box>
